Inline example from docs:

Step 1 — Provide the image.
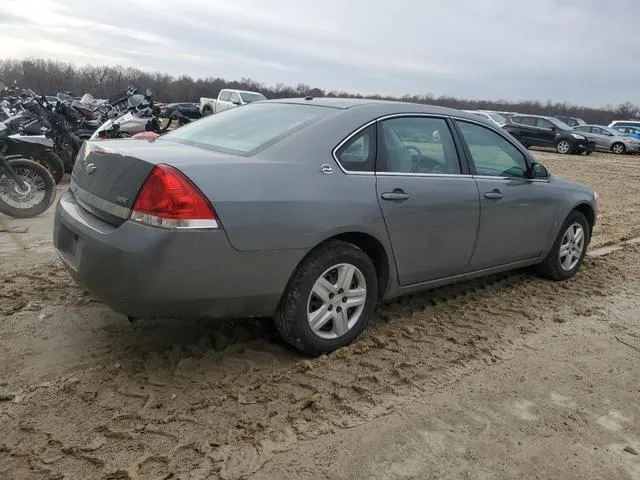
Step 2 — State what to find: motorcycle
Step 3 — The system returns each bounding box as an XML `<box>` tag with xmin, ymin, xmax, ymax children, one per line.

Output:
<box><xmin>0</xmin><ymin>96</ymin><xmax>66</xmax><ymax>184</ymax></box>
<box><xmin>0</xmin><ymin>123</ymin><xmax>56</xmax><ymax>218</ymax></box>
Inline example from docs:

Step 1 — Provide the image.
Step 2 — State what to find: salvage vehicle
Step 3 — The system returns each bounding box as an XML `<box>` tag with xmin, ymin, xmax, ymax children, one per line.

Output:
<box><xmin>160</xmin><ymin>102</ymin><xmax>201</xmax><ymax>120</ymax></box>
<box><xmin>199</xmin><ymin>89</ymin><xmax>266</xmax><ymax>116</ymax></box>
<box><xmin>503</xmin><ymin>114</ymin><xmax>597</xmax><ymax>154</ymax></box>
<box><xmin>573</xmin><ymin>125</ymin><xmax>640</xmax><ymax>154</ymax></box>
<box><xmin>54</xmin><ymin>98</ymin><xmax>598</xmax><ymax>355</ymax></box>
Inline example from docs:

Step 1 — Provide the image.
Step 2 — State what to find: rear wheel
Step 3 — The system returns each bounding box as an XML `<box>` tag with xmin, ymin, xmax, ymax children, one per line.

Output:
<box><xmin>0</xmin><ymin>159</ymin><xmax>56</xmax><ymax>218</ymax></box>
<box><xmin>611</xmin><ymin>142</ymin><xmax>626</xmax><ymax>155</ymax></box>
<box><xmin>536</xmin><ymin>211</ymin><xmax>589</xmax><ymax>281</ymax></box>
<box><xmin>274</xmin><ymin>240</ymin><xmax>378</xmax><ymax>356</ymax></box>
<box><xmin>556</xmin><ymin>139</ymin><xmax>571</xmax><ymax>154</ymax></box>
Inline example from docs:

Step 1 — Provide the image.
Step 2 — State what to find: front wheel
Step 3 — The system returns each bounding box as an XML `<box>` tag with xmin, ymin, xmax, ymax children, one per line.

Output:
<box><xmin>556</xmin><ymin>139</ymin><xmax>571</xmax><ymax>154</ymax></box>
<box><xmin>611</xmin><ymin>142</ymin><xmax>626</xmax><ymax>155</ymax></box>
<box><xmin>274</xmin><ymin>240</ymin><xmax>378</xmax><ymax>356</ymax></box>
<box><xmin>536</xmin><ymin>211</ymin><xmax>590</xmax><ymax>281</ymax></box>
<box><xmin>0</xmin><ymin>158</ymin><xmax>56</xmax><ymax>218</ymax></box>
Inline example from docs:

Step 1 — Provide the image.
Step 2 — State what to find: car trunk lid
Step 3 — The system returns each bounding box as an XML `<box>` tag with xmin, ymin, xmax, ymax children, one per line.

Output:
<box><xmin>70</xmin><ymin>139</ymin><xmax>242</xmax><ymax>226</ymax></box>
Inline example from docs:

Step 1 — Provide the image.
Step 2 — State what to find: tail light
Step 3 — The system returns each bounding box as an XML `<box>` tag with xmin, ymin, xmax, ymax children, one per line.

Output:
<box><xmin>132</xmin><ymin>131</ymin><xmax>160</xmax><ymax>140</ymax></box>
<box><xmin>130</xmin><ymin>164</ymin><xmax>218</xmax><ymax>229</ymax></box>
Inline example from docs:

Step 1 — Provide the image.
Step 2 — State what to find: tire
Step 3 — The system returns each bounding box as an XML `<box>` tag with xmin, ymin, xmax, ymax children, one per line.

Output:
<box><xmin>0</xmin><ymin>158</ymin><xmax>56</xmax><ymax>218</ymax></box>
<box><xmin>202</xmin><ymin>106</ymin><xmax>213</xmax><ymax>116</ymax></box>
<box><xmin>31</xmin><ymin>151</ymin><xmax>65</xmax><ymax>184</ymax></box>
<box><xmin>611</xmin><ymin>142</ymin><xmax>626</xmax><ymax>155</ymax></box>
<box><xmin>555</xmin><ymin>139</ymin><xmax>571</xmax><ymax>154</ymax></box>
<box><xmin>536</xmin><ymin>210</ymin><xmax>590</xmax><ymax>281</ymax></box>
<box><xmin>274</xmin><ymin>240</ymin><xmax>378</xmax><ymax>356</ymax></box>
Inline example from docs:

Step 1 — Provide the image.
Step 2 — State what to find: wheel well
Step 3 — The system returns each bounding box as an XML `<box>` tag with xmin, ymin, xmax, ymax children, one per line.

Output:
<box><xmin>331</xmin><ymin>232</ymin><xmax>391</xmax><ymax>299</ymax></box>
<box><xmin>573</xmin><ymin>203</ymin><xmax>595</xmax><ymax>239</ymax></box>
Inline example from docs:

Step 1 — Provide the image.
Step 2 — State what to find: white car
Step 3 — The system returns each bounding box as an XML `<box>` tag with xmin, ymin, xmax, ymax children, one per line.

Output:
<box><xmin>199</xmin><ymin>89</ymin><xmax>266</xmax><ymax>116</ymax></box>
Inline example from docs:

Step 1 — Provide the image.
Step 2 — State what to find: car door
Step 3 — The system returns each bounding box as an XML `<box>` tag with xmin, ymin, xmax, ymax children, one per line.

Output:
<box><xmin>534</xmin><ymin>118</ymin><xmax>557</xmax><ymax>146</ymax></box>
<box><xmin>453</xmin><ymin>119</ymin><xmax>558</xmax><ymax>270</ymax></box>
<box><xmin>374</xmin><ymin>116</ymin><xmax>480</xmax><ymax>285</ymax></box>
<box><xmin>590</xmin><ymin>127</ymin><xmax>612</xmax><ymax>149</ymax></box>
<box><xmin>217</xmin><ymin>90</ymin><xmax>232</xmax><ymax>111</ymax></box>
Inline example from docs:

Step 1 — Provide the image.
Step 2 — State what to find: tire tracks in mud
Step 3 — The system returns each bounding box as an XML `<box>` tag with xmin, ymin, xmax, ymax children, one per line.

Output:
<box><xmin>1</xmin><ymin>242</ymin><xmax>639</xmax><ymax>480</ymax></box>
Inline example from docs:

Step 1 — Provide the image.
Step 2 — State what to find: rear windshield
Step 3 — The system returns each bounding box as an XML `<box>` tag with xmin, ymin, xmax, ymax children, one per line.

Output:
<box><xmin>162</xmin><ymin>102</ymin><xmax>331</xmax><ymax>155</ymax></box>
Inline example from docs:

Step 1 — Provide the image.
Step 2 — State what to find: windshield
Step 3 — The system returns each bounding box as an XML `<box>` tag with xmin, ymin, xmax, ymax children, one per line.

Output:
<box><xmin>486</xmin><ymin>112</ymin><xmax>506</xmax><ymax>123</ymax></box>
<box><xmin>162</xmin><ymin>102</ymin><xmax>331</xmax><ymax>155</ymax></box>
<box><xmin>239</xmin><ymin>92</ymin><xmax>267</xmax><ymax>103</ymax></box>
<box><xmin>600</xmin><ymin>126</ymin><xmax>621</xmax><ymax>136</ymax></box>
<box><xmin>56</xmin><ymin>92</ymin><xmax>74</xmax><ymax>104</ymax></box>
<box><xmin>128</xmin><ymin>94</ymin><xmax>146</xmax><ymax>107</ymax></box>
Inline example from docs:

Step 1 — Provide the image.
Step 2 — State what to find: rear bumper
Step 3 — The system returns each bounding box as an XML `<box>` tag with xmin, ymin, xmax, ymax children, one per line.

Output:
<box><xmin>53</xmin><ymin>189</ymin><xmax>304</xmax><ymax>319</ymax></box>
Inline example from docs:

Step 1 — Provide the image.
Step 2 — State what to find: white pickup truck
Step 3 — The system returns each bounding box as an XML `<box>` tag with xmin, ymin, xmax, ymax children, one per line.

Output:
<box><xmin>199</xmin><ymin>89</ymin><xmax>267</xmax><ymax>116</ymax></box>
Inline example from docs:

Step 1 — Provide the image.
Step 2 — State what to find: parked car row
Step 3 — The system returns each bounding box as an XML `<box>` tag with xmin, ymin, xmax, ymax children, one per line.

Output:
<box><xmin>462</xmin><ymin>109</ymin><xmax>640</xmax><ymax>155</ymax></box>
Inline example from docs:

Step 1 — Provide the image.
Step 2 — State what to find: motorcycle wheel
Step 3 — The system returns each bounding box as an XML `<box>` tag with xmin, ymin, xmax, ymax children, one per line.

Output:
<box><xmin>31</xmin><ymin>151</ymin><xmax>65</xmax><ymax>184</ymax></box>
<box><xmin>0</xmin><ymin>158</ymin><xmax>56</xmax><ymax>218</ymax></box>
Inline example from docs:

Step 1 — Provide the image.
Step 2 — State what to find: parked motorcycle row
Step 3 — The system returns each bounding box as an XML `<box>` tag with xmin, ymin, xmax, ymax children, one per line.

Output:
<box><xmin>0</xmin><ymin>81</ymin><xmax>193</xmax><ymax>219</ymax></box>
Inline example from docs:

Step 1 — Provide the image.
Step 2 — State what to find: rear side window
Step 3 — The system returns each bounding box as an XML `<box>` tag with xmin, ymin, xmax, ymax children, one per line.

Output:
<box><xmin>335</xmin><ymin>125</ymin><xmax>376</xmax><ymax>172</ymax></box>
<box><xmin>163</xmin><ymin>103</ymin><xmax>331</xmax><ymax>155</ymax></box>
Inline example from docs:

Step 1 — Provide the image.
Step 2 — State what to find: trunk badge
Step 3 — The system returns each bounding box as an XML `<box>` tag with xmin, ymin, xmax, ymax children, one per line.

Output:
<box><xmin>85</xmin><ymin>163</ymin><xmax>97</xmax><ymax>174</ymax></box>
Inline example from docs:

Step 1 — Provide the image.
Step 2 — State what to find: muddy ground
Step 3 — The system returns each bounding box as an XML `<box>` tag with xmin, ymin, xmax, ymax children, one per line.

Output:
<box><xmin>1</xmin><ymin>150</ymin><xmax>639</xmax><ymax>480</ymax></box>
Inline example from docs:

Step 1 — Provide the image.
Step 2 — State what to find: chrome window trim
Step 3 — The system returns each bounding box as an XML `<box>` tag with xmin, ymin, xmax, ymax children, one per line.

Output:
<box><xmin>376</xmin><ymin>172</ymin><xmax>474</xmax><ymax>179</ymax></box>
<box><xmin>331</xmin><ymin>119</ymin><xmax>377</xmax><ymax>175</ymax></box>
<box><xmin>332</xmin><ymin>112</ymin><xmax>536</xmax><ymax>177</ymax></box>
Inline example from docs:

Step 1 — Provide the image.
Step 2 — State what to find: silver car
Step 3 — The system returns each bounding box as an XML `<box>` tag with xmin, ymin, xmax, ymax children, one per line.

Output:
<box><xmin>54</xmin><ymin>98</ymin><xmax>598</xmax><ymax>355</ymax></box>
<box><xmin>573</xmin><ymin>124</ymin><xmax>640</xmax><ymax>154</ymax></box>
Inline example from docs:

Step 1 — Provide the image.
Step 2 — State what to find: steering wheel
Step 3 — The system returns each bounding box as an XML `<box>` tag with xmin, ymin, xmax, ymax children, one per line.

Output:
<box><xmin>405</xmin><ymin>146</ymin><xmax>421</xmax><ymax>157</ymax></box>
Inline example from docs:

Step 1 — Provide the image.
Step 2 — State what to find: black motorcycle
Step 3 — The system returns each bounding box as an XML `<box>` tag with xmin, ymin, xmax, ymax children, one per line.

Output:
<box><xmin>0</xmin><ymin>128</ymin><xmax>56</xmax><ymax>218</ymax></box>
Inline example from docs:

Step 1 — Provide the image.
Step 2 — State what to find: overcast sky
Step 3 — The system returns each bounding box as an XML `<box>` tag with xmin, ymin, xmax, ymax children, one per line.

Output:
<box><xmin>1</xmin><ymin>0</ymin><xmax>638</xmax><ymax>106</ymax></box>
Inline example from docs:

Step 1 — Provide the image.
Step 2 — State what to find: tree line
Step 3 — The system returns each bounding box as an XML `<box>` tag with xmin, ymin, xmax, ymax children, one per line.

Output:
<box><xmin>1</xmin><ymin>58</ymin><xmax>638</xmax><ymax>125</ymax></box>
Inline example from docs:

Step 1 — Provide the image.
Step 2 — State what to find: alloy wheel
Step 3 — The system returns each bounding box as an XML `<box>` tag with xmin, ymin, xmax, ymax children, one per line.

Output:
<box><xmin>556</xmin><ymin>140</ymin><xmax>570</xmax><ymax>154</ymax></box>
<box><xmin>559</xmin><ymin>223</ymin><xmax>585</xmax><ymax>271</ymax></box>
<box><xmin>306</xmin><ymin>263</ymin><xmax>367</xmax><ymax>339</ymax></box>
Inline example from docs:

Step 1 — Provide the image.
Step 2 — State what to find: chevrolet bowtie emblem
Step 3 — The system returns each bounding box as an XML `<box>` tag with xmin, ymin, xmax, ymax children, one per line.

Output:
<box><xmin>85</xmin><ymin>163</ymin><xmax>97</xmax><ymax>174</ymax></box>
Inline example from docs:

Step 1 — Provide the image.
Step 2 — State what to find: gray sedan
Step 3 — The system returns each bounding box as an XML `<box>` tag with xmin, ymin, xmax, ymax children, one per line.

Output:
<box><xmin>573</xmin><ymin>125</ymin><xmax>640</xmax><ymax>154</ymax></box>
<box><xmin>54</xmin><ymin>98</ymin><xmax>598</xmax><ymax>355</ymax></box>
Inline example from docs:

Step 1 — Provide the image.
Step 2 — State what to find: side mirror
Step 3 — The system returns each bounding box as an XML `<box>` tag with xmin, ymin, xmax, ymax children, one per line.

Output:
<box><xmin>530</xmin><ymin>162</ymin><xmax>549</xmax><ymax>179</ymax></box>
<box><xmin>231</xmin><ymin>98</ymin><xmax>241</xmax><ymax>105</ymax></box>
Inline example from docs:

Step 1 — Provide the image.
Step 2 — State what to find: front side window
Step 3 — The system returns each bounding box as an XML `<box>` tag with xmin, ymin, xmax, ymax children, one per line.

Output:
<box><xmin>536</xmin><ymin>118</ymin><xmax>554</xmax><ymax>129</ymax></box>
<box><xmin>519</xmin><ymin>117</ymin><xmax>536</xmax><ymax>127</ymax></box>
<box><xmin>219</xmin><ymin>90</ymin><xmax>232</xmax><ymax>102</ymax></box>
<box><xmin>163</xmin><ymin>102</ymin><xmax>331</xmax><ymax>155</ymax></box>
<box><xmin>377</xmin><ymin>117</ymin><xmax>461</xmax><ymax>174</ymax></box>
<box><xmin>230</xmin><ymin>92</ymin><xmax>241</xmax><ymax>103</ymax></box>
<box><xmin>335</xmin><ymin>125</ymin><xmax>375</xmax><ymax>172</ymax></box>
<box><xmin>455</xmin><ymin>120</ymin><xmax>528</xmax><ymax>178</ymax></box>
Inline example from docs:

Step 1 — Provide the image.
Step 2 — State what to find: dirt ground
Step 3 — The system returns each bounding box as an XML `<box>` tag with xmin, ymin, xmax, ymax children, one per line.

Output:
<box><xmin>1</xmin><ymin>149</ymin><xmax>639</xmax><ymax>480</ymax></box>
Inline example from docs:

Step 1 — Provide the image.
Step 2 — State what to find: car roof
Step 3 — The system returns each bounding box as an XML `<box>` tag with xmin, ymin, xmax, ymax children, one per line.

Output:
<box><xmin>263</xmin><ymin>97</ymin><xmax>481</xmax><ymax>119</ymax></box>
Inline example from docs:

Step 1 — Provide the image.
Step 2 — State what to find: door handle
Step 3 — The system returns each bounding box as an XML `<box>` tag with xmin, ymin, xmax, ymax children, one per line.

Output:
<box><xmin>484</xmin><ymin>189</ymin><xmax>503</xmax><ymax>200</ymax></box>
<box><xmin>381</xmin><ymin>190</ymin><xmax>410</xmax><ymax>201</ymax></box>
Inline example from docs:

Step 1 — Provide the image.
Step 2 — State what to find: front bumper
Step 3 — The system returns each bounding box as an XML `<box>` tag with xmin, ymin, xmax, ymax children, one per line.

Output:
<box><xmin>53</xmin><ymin>189</ymin><xmax>302</xmax><ymax>319</ymax></box>
<box><xmin>573</xmin><ymin>140</ymin><xmax>596</xmax><ymax>153</ymax></box>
